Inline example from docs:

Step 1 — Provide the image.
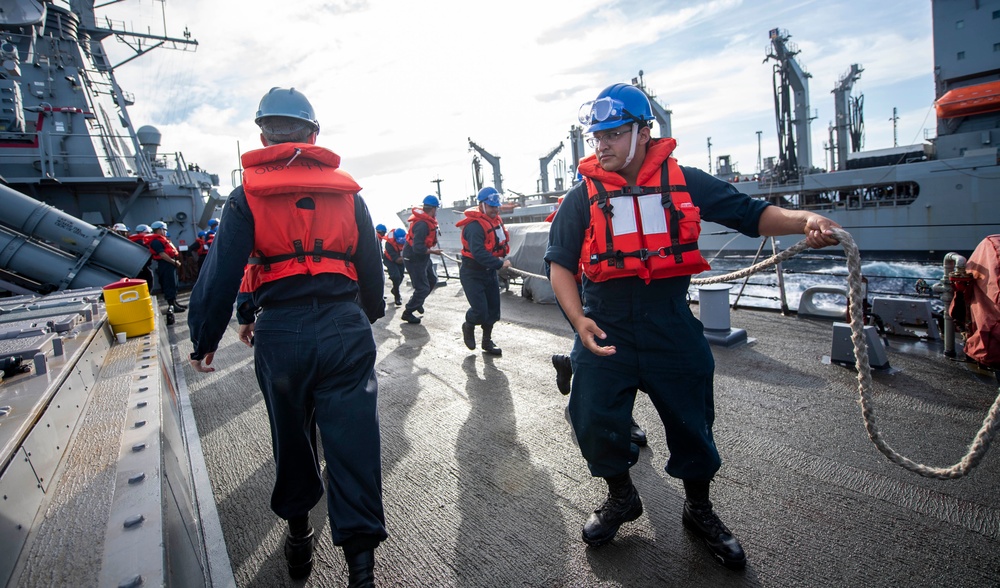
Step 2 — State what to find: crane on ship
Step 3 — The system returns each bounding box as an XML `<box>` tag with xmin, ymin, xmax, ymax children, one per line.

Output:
<box><xmin>537</xmin><ymin>142</ymin><xmax>564</xmax><ymax>193</ymax></box>
<box><xmin>832</xmin><ymin>63</ymin><xmax>865</xmax><ymax>171</ymax></box>
<box><xmin>765</xmin><ymin>28</ymin><xmax>814</xmax><ymax>182</ymax></box>
<box><xmin>632</xmin><ymin>70</ymin><xmax>673</xmax><ymax>138</ymax></box>
<box><xmin>468</xmin><ymin>138</ymin><xmax>503</xmax><ymax>194</ymax></box>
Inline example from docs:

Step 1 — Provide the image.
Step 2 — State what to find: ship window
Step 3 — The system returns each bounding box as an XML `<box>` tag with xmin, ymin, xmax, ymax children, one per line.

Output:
<box><xmin>957</xmin><ymin>51</ymin><xmax>966</xmax><ymax>60</ymax></box>
<box><xmin>956</xmin><ymin>20</ymin><xmax>964</xmax><ymax>29</ymax></box>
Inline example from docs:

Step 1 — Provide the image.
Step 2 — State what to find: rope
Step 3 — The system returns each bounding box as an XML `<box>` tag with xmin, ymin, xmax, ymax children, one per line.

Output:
<box><xmin>493</xmin><ymin>228</ymin><xmax>1000</xmax><ymax>479</ymax></box>
<box><xmin>829</xmin><ymin>228</ymin><xmax>1000</xmax><ymax>479</ymax></box>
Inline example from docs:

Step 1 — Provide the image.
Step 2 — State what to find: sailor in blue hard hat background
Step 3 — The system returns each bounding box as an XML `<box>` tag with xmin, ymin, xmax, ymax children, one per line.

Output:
<box><xmin>383</xmin><ymin>227</ymin><xmax>407</xmax><ymax>306</ymax></box>
<box><xmin>457</xmin><ymin>186</ymin><xmax>511</xmax><ymax>355</ymax></box>
<box><xmin>545</xmin><ymin>82</ymin><xmax>841</xmax><ymax>569</ymax></box>
<box><xmin>400</xmin><ymin>194</ymin><xmax>443</xmax><ymax>324</ymax></box>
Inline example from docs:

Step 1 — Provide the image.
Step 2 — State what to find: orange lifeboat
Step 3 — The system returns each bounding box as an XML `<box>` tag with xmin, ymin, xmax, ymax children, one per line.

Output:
<box><xmin>934</xmin><ymin>80</ymin><xmax>1000</xmax><ymax>119</ymax></box>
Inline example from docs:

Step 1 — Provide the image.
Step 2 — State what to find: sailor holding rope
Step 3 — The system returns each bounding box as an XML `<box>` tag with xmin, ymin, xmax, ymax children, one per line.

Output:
<box><xmin>545</xmin><ymin>82</ymin><xmax>839</xmax><ymax>569</ymax></box>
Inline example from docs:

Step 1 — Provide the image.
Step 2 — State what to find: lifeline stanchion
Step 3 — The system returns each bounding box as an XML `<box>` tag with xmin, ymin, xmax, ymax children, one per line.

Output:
<box><xmin>500</xmin><ymin>228</ymin><xmax>1000</xmax><ymax>479</ymax></box>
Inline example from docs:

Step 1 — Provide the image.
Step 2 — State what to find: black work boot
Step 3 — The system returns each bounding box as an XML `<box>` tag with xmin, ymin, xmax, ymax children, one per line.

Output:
<box><xmin>682</xmin><ymin>479</ymin><xmax>746</xmax><ymax>570</ymax></box>
<box><xmin>401</xmin><ymin>309</ymin><xmax>421</xmax><ymax>324</ymax></box>
<box><xmin>391</xmin><ymin>285</ymin><xmax>402</xmax><ymax>306</ymax></box>
<box><xmin>481</xmin><ymin>323</ymin><xmax>502</xmax><ymax>356</ymax></box>
<box><xmin>345</xmin><ymin>548</ymin><xmax>375</xmax><ymax>588</ymax></box>
<box><xmin>462</xmin><ymin>322</ymin><xmax>476</xmax><ymax>350</ymax></box>
<box><xmin>582</xmin><ymin>472</ymin><xmax>643</xmax><ymax>546</ymax></box>
<box><xmin>284</xmin><ymin>522</ymin><xmax>315</xmax><ymax>580</ymax></box>
<box><xmin>630</xmin><ymin>418</ymin><xmax>648</xmax><ymax>447</ymax></box>
<box><xmin>167</xmin><ymin>300</ymin><xmax>186</xmax><ymax>313</ymax></box>
<box><xmin>170</xmin><ymin>299</ymin><xmax>187</xmax><ymax>310</ymax></box>
<box><xmin>551</xmin><ymin>354</ymin><xmax>572</xmax><ymax>395</ymax></box>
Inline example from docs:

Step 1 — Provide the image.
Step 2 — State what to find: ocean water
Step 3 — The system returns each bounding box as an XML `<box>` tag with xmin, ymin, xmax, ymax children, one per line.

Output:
<box><xmin>693</xmin><ymin>254</ymin><xmax>947</xmax><ymax>314</ymax></box>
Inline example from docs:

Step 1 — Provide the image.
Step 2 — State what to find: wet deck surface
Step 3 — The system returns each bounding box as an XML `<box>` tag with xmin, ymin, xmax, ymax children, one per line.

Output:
<box><xmin>171</xmin><ymin>278</ymin><xmax>1000</xmax><ymax>587</ymax></box>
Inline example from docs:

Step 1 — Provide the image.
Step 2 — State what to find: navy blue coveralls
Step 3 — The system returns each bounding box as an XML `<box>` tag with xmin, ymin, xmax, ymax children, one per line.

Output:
<box><xmin>544</xmin><ymin>165</ymin><xmax>769</xmax><ymax>481</ymax></box>
<box><xmin>459</xmin><ymin>220</ymin><xmax>505</xmax><ymax>326</ymax></box>
<box><xmin>188</xmin><ymin>186</ymin><xmax>388</xmax><ymax>553</ymax></box>
<box><xmin>383</xmin><ymin>240</ymin><xmax>405</xmax><ymax>301</ymax></box>
<box><xmin>402</xmin><ymin>218</ymin><xmax>437</xmax><ymax>313</ymax></box>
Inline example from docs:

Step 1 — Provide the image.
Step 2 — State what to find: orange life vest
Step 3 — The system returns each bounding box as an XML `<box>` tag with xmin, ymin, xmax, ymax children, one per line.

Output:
<box><xmin>578</xmin><ymin>138</ymin><xmax>710</xmax><ymax>284</ymax></box>
<box><xmin>457</xmin><ymin>209</ymin><xmax>509</xmax><ymax>259</ymax></box>
<box><xmin>240</xmin><ymin>143</ymin><xmax>362</xmax><ymax>293</ymax></box>
<box><xmin>383</xmin><ymin>238</ymin><xmax>404</xmax><ymax>262</ymax></box>
<box><xmin>129</xmin><ymin>233</ymin><xmax>150</xmax><ymax>246</ymax></box>
<box><xmin>406</xmin><ymin>208</ymin><xmax>439</xmax><ymax>249</ymax></box>
<box><xmin>146</xmin><ymin>233</ymin><xmax>179</xmax><ymax>259</ymax></box>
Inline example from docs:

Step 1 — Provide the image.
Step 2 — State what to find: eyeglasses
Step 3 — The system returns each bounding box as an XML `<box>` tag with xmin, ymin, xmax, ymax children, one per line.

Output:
<box><xmin>586</xmin><ymin>128</ymin><xmax>631</xmax><ymax>148</ymax></box>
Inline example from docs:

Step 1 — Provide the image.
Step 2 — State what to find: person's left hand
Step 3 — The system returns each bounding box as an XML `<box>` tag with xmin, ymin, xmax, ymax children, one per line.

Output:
<box><xmin>190</xmin><ymin>351</ymin><xmax>216</xmax><ymax>372</ymax></box>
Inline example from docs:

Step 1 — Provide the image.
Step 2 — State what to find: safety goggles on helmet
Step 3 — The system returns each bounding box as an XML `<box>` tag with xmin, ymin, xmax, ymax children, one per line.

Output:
<box><xmin>578</xmin><ymin>97</ymin><xmax>643</xmax><ymax>129</ymax></box>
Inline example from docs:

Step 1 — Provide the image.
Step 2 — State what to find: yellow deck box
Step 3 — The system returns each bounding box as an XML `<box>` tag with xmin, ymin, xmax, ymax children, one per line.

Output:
<box><xmin>103</xmin><ymin>278</ymin><xmax>155</xmax><ymax>338</ymax></box>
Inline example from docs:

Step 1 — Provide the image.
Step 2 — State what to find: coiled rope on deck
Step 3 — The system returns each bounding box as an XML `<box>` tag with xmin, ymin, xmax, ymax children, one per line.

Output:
<box><xmin>464</xmin><ymin>228</ymin><xmax>1000</xmax><ymax>479</ymax></box>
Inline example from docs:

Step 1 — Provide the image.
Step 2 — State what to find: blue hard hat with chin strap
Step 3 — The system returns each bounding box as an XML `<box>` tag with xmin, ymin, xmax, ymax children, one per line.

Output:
<box><xmin>394</xmin><ymin>228</ymin><xmax>406</xmax><ymax>243</ymax></box>
<box><xmin>476</xmin><ymin>187</ymin><xmax>501</xmax><ymax>208</ymax></box>
<box><xmin>375</xmin><ymin>224</ymin><xmax>387</xmax><ymax>233</ymax></box>
<box><xmin>579</xmin><ymin>84</ymin><xmax>655</xmax><ymax>134</ymax></box>
<box><xmin>422</xmin><ymin>195</ymin><xmax>440</xmax><ymax>207</ymax></box>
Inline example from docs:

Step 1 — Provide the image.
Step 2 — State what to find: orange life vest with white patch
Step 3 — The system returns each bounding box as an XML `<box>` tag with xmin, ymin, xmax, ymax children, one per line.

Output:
<box><xmin>240</xmin><ymin>143</ymin><xmax>362</xmax><ymax>293</ymax></box>
<box><xmin>579</xmin><ymin>146</ymin><xmax>710</xmax><ymax>284</ymax></box>
<box><xmin>457</xmin><ymin>209</ymin><xmax>510</xmax><ymax>259</ymax></box>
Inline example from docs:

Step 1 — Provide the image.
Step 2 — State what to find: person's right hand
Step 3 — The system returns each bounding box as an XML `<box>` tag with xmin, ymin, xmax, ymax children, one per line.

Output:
<box><xmin>572</xmin><ymin>316</ymin><xmax>616</xmax><ymax>356</ymax></box>
<box><xmin>501</xmin><ymin>259</ymin><xmax>512</xmax><ymax>269</ymax></box>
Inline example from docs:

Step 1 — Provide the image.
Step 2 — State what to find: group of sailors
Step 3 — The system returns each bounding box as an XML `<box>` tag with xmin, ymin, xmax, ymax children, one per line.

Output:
<box><xmin>108</xmin><ymin>218</ymin><xmax>220</xmax><ymax>313</ymax></box>
<box><xmin>180</xmin><ymin>82</ymin><xmax>844</xmax><ymax>587</ymax></box>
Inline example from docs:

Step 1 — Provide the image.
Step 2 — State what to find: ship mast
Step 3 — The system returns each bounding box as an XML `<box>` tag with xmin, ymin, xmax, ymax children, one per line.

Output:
<box><xmin>537</xmin><ymin>143</ymin><xmax>563</xmax><ymax>193</ymax></box>
<box><xmin>468</xmin><ymin>138</ymin><xmax>503</xmax><ymax>194</ymax></box>
<box><xmin>765</xmin><ymin>28</ymin><xmax>813</xmax><ymax>181</ymax></box>
<box><xmin>832</xmin><ymin>64</ymin><xmax>864</xmax><ymax>171</ymax></box>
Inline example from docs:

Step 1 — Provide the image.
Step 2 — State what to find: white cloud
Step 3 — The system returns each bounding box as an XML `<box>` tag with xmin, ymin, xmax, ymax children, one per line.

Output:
<box><xmin>100</xmin><ymin>0</ymin><xmax>935</xmax><ymax>227</ymax></box>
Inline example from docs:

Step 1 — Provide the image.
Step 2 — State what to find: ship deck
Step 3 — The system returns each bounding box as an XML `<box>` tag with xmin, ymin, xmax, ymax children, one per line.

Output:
<box><xmin>172</xmin><ymin>277</ymin><xmax>1000</xmax><ymax>587</ymax></box>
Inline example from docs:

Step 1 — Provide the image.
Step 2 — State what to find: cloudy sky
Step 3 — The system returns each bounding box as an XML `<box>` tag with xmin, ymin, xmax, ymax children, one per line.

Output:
<box><xmin>101</xmin><ymin>0</ymin><xmax>935</xmax><ymax>229</ymax></box>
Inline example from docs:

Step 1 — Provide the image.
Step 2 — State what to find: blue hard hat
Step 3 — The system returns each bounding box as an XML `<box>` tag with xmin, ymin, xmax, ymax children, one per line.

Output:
<box><xmin>375</xmin><ymin>224</ymin><xmax>387</xmax><ymax>233</ymax></box>
<box><xmin>198</xmin><ymin>230</ymin><xmax>207</xmax><ymax>238</ymax></box>
<box><xmin>477</xmin><ymin>187</ymin><xmax>501</xmax><ymax>208</ymax></box>
<box><xmin>135</xmin><ymin>224</ymin><xmax>150</xmax><ymax>233</ymax></box>
<box><xmin>208</xmin><ymin>218</ymin><xmax>220</xmax><ymax>228</ymax></box>
<box><xmin>394</xmin><ymin>228</ymin><xmax>406</xmax><ymax>243</ymax></box>
<box><xmin>579</xmin><ymin>84</ymin><xmax>655</xmax><ymax>133</ymax></box>
<box><xmin>150</xmin><ymin>220</ymin><xmax>168</xmax><ymax>230</ymax></box>
<box><xmin>423</xmin><ymin>195</ymin><xmax>440</xmax><ymax>207</ymax></box>
<box><xmin>255</xmin><ymin>87</ymin><xmax>319</xmax><ymax>132</ymax></box>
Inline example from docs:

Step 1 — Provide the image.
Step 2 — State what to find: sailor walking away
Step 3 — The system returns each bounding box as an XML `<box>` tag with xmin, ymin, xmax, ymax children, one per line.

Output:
<box><xmin>187</xmin><ymin>87</ymin><xmax>387</xmax><ymax>587</ymax></box>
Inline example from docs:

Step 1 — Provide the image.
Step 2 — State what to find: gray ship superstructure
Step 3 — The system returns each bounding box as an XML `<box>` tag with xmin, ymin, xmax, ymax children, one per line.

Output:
<box><xmin>700</xmin><ymin>2</ymin><xmax>1000</xmax><ymax>260</ymax></box>
<box><xmin>0</xmin><ymin>0</ymin><xmax>224</xmax><ymax>294</ymax></box>
<box><xmin>413</xmin><ymin>0</ymin><xmax>1000</xmax><ymax>261</ymax></box>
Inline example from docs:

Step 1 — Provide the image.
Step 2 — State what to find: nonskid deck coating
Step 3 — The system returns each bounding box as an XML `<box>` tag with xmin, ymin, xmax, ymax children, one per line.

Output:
<box><xmin>172</xmin><ymin>280</ymin><xmax>1000</xmax><ymax>587</ymax></box>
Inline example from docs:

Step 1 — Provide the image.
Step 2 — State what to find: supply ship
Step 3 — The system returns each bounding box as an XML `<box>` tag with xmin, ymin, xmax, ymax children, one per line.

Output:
<box><xmin>408</xmin><ymin>1</ymin><xmax>1000</xmax><ymax>262</ymax></box>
